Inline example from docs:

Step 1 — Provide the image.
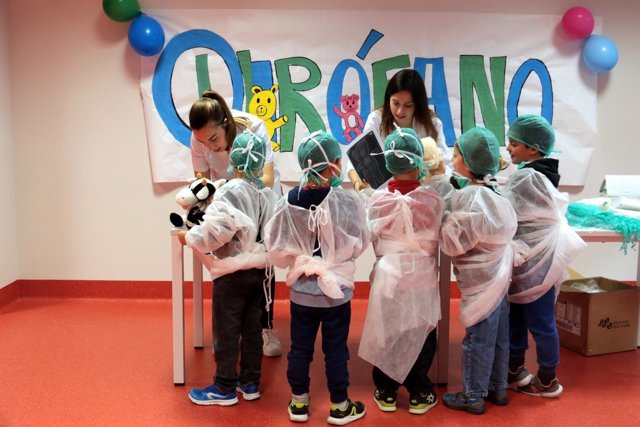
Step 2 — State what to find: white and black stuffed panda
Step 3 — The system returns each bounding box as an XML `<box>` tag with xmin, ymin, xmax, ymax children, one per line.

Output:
<box><xmin>169</xmin><ymin>175</ymin><xmax>226</xmax><ymax>229</ymax></box>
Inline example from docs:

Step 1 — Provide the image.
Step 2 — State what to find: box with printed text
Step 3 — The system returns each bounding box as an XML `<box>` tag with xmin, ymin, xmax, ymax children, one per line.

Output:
<box><xmin>555</xmin><ymin>277</ymin><xmax>639</xmax><ymax>356</ymax></box>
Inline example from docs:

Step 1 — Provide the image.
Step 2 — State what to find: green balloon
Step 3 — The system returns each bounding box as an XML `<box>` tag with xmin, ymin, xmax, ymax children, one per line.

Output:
<box><xmin>103</xmin><ymin>0</ymin><xmax>141</xmax><ymax>22</ymax></box>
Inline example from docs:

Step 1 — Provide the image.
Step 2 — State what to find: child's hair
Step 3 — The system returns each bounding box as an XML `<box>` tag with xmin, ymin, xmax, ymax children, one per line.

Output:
<box><xmin>380</xmin><ymin>69</ymin><xmax>438</xmax><ymax>140</ymax></box>
<box><xmin>421</xmin><ymin>137</ymin><xmax>445</xmax><ymax>176</ymax></box>
<box><xmin>188</xmin><ymin>90</ymin><xmax>251</xmax><ymax>151</ymax></box>
<box><xmin>507</xmin><ymin>114</ymin><xmax>555</xmax><ymax>157</ymax></box>
<box><xmin>229</xmin><ymin>130</ymin><xmax>267</xmax><ymax>185</ymax></box>
<box><xmin>297</xmin><ymin>131</ymin><xmax>342</xmax><ymax>187</ymax></box>
<box><xmin>383</xmin><ymin>127</ymin><xmax>426</xmax><ymax>178</ymax></box>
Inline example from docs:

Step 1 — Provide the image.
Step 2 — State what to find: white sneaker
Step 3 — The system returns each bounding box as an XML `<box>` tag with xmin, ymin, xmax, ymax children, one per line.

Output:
<box><xmin>262</xmin><ymin>328</ymin><xmax>282</xmax><ymax>357</ymax></box>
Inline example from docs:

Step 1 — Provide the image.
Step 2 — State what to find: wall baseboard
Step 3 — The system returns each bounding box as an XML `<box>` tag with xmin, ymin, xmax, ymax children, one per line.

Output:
<box><xmin>0</xmin><ymin>279</ymin><xmax>462</xmax><ymax>307</ymax></box>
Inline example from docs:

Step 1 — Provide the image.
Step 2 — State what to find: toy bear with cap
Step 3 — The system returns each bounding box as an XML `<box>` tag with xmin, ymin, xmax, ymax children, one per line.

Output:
<box><xmin>170</xmin><ymin>174</ymin><xmax>226</xmax><ymax>229</ymax></box>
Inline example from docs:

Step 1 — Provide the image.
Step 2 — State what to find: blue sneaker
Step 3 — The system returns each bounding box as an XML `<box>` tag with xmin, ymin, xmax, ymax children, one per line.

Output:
<box><xmin>236</xmin><ymin>382</ymin><xmax>261</xmax><ymax>401</ymax></box>
<box><xmin>189</xmin><ymin>384</ymin><xmax>238</xmax><ymax>406</ymax></box>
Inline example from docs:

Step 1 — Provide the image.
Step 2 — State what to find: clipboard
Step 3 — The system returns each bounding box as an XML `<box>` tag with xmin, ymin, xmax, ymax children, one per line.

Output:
<box><xmin>346</xmin><ymin>131</ymin><xmax>392</xmax><ymax>189</ymax></box>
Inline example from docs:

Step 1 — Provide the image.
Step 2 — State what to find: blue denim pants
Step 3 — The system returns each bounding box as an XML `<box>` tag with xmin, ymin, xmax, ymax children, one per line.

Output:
<box><xmin>461</xmin><ymin>296</ymin><xmax>509</xmax><ymax>399</ymax></box>
<box><xmin>287</xmin><ymin>301</ymin><xmax>351</xmax><ymax>403</ymax></box>
<box><xmin>509</xmin><ymin>286</ymin><xmax>559</xmax><ymax>382</ymax></box>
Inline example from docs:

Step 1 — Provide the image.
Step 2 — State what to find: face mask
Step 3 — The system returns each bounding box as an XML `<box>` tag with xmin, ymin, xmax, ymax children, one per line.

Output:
<box><xmin>451</xmin><ymin>171</ymin><xmax>471</xmax><ymax>189</ymax></box>
<box><xmin>227</xmin><ymin>165</ymin><xmax>235</xmax><ymax>177</ymax></box>
<box><xmin>517</xmin><ymin>161</ymin><xmax>526</xmax><ymax>170</ymax></box>
<box><xmin>329</xmin><ymin>174</ymin><xmax>342</xmax><ymax>187</ymax></box>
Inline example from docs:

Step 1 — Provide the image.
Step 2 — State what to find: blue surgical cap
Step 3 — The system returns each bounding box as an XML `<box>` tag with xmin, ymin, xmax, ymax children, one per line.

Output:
<box><xmin>507</xmin><ymin>114</ymin><xmax>555</xmax><ymax>156</ymax></box>
<box><xmin>456</xmin><ymin>127</ymin><xmax>501</xmax><ymax>177</ymax></box>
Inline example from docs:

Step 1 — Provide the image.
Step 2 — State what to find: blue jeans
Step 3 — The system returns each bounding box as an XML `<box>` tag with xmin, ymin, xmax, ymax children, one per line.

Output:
<box><xmin>509</xmin><ymin>286</ymin><xmax>559</xmax><ymax>382</ymax></box>
<box><xmin>461</xmin><ymin>296</ymin><xmax>509</xmax><ymax>399</ymax></box>
<box><xmin>287</xmin><ymin>301</ymin><xmax>351</xmax><ymax>403</ymax></box>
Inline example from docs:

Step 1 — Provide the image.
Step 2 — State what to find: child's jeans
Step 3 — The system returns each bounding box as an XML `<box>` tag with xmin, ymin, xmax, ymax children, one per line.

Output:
<box><xmin>287</xmin><ymin>301</ymin><xmax>351</xmax><ymax>403</ymax></box>
<box><xmin>212</xmin><ymin>268</ymin><xmax>265</xmax><ymax>391</ymax></box>
<box><xmin>373</xmin><ymin>328</ymin><xmax>437</xmax><ymax>395</ymax></box>
<box><xmin>461</xmin><ymin>296</ymin><xmax>509</xmax><ymax>399</ymax></box>
<box><xmin>509</xmin><ymin>286</ymin><xmax>559</xmax><ymax>381</ymax></box>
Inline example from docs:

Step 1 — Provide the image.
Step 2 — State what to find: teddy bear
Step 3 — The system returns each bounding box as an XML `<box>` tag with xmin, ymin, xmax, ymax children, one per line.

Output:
<box><xmin>169</xmin><ymin>174</ymin><xmax>226</xmax><ymax>229</ymax></box>
<box><xmin>333</xmin><ymin>94</ymin><xmax>364</xmax><ymax>143</ymax></box>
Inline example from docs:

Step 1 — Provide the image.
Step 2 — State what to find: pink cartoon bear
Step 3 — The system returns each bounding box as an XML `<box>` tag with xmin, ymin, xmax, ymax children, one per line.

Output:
<box><xmin>333</xmin><ymin>94</ymin><xmax>364</xmax><ymax>143</ymax></box>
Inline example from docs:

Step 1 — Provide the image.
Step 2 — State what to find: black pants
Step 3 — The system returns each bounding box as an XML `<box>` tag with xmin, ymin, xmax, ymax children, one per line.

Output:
<box><xmin>212</xmin><ymin>268</ymin><xmax>264</xmax><ymax>391</ymax></box>
<box><xmin>372</xmin><ymin>328</ymin><xmax>437</xmax><ymax>395</ymax></box>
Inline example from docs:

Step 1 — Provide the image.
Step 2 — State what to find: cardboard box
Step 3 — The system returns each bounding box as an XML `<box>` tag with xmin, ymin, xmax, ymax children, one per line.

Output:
<box><xmin>555</xmin><ymin>277</ymin><xmax>639</xmax><ymax>356</ymax></box>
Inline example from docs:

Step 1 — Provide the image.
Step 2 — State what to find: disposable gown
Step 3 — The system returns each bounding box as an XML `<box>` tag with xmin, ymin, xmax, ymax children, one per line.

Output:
<box><xmin>264</xmin><ymin>187</ymin><xmax>370</xmax><ymax>299</ymax></box>
<box><xmin>440</xmin><ymin>186</ymin><xmax>520</xmax><ymax>328</ymax></box>
<box><xmin>502</xmin><ymin>168</ymin><xmax>587</xmax><ymax>304</ymax></box>
<box><xmin>358</xmin><ymin>186</ymin><xmax>444</xmax><ymax>383</ymax></box>
<box><xmin>186</xmin><ymin>179</ymin><xmax>279</xmax><ymax>279</ymax></box>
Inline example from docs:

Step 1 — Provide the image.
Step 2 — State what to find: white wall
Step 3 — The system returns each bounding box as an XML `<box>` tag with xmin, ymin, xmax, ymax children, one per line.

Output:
<box><xmin>7</xmin><ymin>0</ymin><xmax>640</xmax><ymax>284</ymax></box>
<box><xmin>0</xmin><ymin>0</ymin><xmax>18</xmax><ymax>289</ymax></box>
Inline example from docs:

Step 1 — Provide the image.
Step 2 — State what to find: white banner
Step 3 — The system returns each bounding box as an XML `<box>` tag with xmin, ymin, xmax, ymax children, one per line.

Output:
<box><xmin>140</xmin><ymin>9</ymin><xmax>601</xmax><ymax>185</ymax></box>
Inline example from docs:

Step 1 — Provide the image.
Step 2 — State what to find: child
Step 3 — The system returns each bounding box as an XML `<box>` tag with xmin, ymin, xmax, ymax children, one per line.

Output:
<box><xmin>184</xmin><ymin>130</ymin><xmax>279</xmax><ymax>406</ymax></box>
<box><xmin>189</xmin><ymin>89</ymin><xmax>282</xmax><ymax>357</ymax></box>
<box><xmin>358</xmin><ymin>127</ymin><xmax>444</xmax><ymax>415</ymax></box>
<box><xmin>440</xmin><ymin>127</ymin><xmax>519</xmax><ymax>415</ymax></box>
<box><xmin>503</xmin><ymin>114</ymin><xmax>586</xmax><ymax>397</ymax></box>
<box><xmin>265</xmin><ymin>131</ymin><xmax>370</xmax><ymax>425</ymax></box>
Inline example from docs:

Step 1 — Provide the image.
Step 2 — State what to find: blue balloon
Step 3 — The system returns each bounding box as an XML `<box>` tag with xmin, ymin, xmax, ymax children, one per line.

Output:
<box><xmin>582</xmin><ymin>35</ymin><xmax>619</xmax><ymax>73</ymax></box>
<box><xmin>128</xmin><ymin>14</ymin><xmax>165</xmax><ymax>56</ymax></box>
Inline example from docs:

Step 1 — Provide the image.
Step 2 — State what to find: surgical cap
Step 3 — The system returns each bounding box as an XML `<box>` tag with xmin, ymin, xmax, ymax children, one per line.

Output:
<box><xmin>456</xmin><ymin>127</ymin><xmax>501</xmax><ymax>177</ymax></box>
<box><xmin>383</xmin><ymin>128</ymin><xmax>425</xmax><ymax>174</ymax></box>
<box><xmin>507</xmin><ymin>114</ymin><xmax>555</xmax><ymax>156</ymax></box>
<box><xmin>297</xmin><ymin>130</ymin><xmax>342</xmax><ymax>174</ymax></box>
<box><xmin>229</xmin><ymin>131</ymin><xmax>266</xmax><ymax>172</ymax></box>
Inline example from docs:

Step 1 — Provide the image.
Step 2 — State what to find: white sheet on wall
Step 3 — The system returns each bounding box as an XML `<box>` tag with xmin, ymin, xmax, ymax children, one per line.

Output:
<box><xmin>140</xmin><ymin>9</ymin><xmax>601</xmax><ymax>185</ymax></box>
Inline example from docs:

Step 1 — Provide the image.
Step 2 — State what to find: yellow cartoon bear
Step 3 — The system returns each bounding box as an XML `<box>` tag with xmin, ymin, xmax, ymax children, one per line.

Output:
<box><xmin>248</xmin><ymin>84</ymin><xmax>288</xmax><ymax>152</ymax></box>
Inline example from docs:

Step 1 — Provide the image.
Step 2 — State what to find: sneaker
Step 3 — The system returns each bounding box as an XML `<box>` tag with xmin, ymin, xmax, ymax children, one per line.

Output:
<box><xmin>442</xmin><ymin>392</ymin><xmax>485</xmax><ymax>415</ymax></box>
<box><xmin>327</xmin><ymin>400</ymin><xmax>366</xmax><ymax>425</ymax></box>
<box><xmin>486</xmin><ymin>389</ymin><xmax>509</xmax><ymax>406</ymax></box>
<box><xmin>288</xmin><ymin>399</ymin><xmax>310</xmax><ymax>423</ymax></box>
<box><xmin>508</xmin><ymin>365</ymin><xmax>534</xmax><ymax>389</ymax></box>
<box><xmin>262</xmin><ymin>328</ymin><xmax>282</xmax><ymax>357</ymax></box>
<box><xmin>236</xmin><ymin>382</ymin><xmax>260</xmax><ymax>401</ymax></box>
<box><xmin>373</xmin><ymin>389</ymin><xmax>397</xmax><ymax>412</ymax></box>
<box><xmin>189</xmin><ymin>384</ymin><xmax>238</xmax><ymax>406</ymax></box>
<box><xmin>409</xmin><ymin>391</ymin><xmax>438</xmax><ymax>415</ymax></box>
<box><xmin>519</xmin><ymin>376</ymin><xmax>563</xmax><ymax>398</ymax></box>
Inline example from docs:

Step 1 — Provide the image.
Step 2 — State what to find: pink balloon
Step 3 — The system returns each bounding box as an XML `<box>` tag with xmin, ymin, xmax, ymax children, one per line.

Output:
<box><xmin>562</xmin><ymin>6</ymin><xmax>595</xmax><ymax>40</ymax></box>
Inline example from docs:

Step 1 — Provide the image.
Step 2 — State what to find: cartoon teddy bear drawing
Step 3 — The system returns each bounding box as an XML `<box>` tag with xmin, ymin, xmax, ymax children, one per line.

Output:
<box><xmin>248</xmin><ymin>84</ymin><xmax>288</xmax><ymax>152</ymax></box>
<box><xmin>333</xmin><ymin>94</ymin><xmax>364</xmax><ymax>143</ymax></box>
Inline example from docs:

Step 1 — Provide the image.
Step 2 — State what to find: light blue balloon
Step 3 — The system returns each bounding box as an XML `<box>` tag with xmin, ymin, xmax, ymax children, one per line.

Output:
<box><xmin>582</xmin><ymin>35</ymin><xmax>619</xmax><ymax>73</ymax></box>
<box><xmin>128</xmin><ymin>14</ymin><xmax>165</xmax><ymax>56</ymax></box>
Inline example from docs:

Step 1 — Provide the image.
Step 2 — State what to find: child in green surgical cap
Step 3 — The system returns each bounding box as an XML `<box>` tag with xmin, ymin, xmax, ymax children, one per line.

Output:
<box><xmin>440</xmin><ymin>127</ymin><xmax>519</xmax><ymax>415</ymax></box>
<box><xmin>185</xmin><ymin>130</ymin><xmax>279</xmax><ymax>406</ymax></box>
<box><xmin>503</xmin><ymin>114</ymin><xmax>586</xmax><ymax>398</ymax></box>
<box><xmin>265</xmin><ymin>131</ymin><xmax>370</xmax><ymax>425</ymax></box>
<box><xmin>359</xmin><ymin>127</ymin><xmax>444</xmax><ymax>416</ymax></box>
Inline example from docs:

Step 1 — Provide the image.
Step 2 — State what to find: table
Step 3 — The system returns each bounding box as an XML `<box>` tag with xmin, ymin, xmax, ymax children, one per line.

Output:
<box><xmin>170</xmin><ymin>228</ymin><xmax>453</xmax><ymax>385</ymax></box>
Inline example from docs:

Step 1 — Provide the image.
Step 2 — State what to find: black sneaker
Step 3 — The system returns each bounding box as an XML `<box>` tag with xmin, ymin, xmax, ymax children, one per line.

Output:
<box><xmin>327</xmin><ymin>400</ymin><xmax>366</xmax><ymax>425</ymax></box>
<box><xmin>519</xmin><ymin>376</ymin><xmax>563</xmax><ymax>398</ymax></box>
<box><xmin>508</xmin><ymin>365</ymin><xmax>533</xmax><ymax>389</ymax></box>
<box><xmin>443</xmin><ymin>392</ymin><xmax>486</xmax><ymax>415</ymax></box>
<box><xmin>486</xmin><ymin>389</ymin><xmax>509</xmax><ymax>406</ymax></box>
<box><xmin>409</xmin><ymin>391</ymin><xmax>438</xmax><ymax>415</ymax></box>
<box><xmin>288</xmin><ymin>399</ymin><xmax>310</xmax><ymax>423</ymax></box>
<box><xmin>373</xmin><ymin>389</ymin><xmax>397</xmax><ymax>412</ymax></box>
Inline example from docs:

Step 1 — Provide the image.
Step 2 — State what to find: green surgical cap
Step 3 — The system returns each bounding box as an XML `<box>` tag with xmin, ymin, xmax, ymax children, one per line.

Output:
<box><xmin>383</xmin><ymin>127</ymin><xmax>425</xmax><ymax>174</ymax></box>
<box><xmin>457</xmin><ymin>127</ymin><xmax>501</xmax><ymax>177</ymax></box>
<box><xmin>297</xmin><ymin>131</ymin><xmax>342</xmax><ymax>174</ymax></box>
<box><xmin>507</xmin><ymin>114</ymin><xmax>555</xmax><ymax>156</ymax></box>
<box><xmin>229</xmin><ymin>131</ymin><xmax>266</xmax><ymax>171</ymax></box>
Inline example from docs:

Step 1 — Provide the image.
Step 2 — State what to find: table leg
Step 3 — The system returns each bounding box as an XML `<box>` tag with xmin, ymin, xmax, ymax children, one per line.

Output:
<box><xmin>171</xmin><ymin>233</ymin><xmax>185</xmax><ymax>385</ymax></box>
<box><xmin>193</xmin><ymin>254</ymin><xmax>203</xmax><ymax>349</ymax></box>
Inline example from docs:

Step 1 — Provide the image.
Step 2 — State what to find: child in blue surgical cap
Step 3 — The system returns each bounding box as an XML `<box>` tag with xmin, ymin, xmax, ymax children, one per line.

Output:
<box><xmin>184</xmin><ymin>130</ymin><xmax>279</xmax><ymax>406</ymax></box>
<box><xmin>440</xmin><ymin>127</ymin><xmax>519</xmax><ymax>415</ymax></box>
<box><xmin>265</xmin><ymin>131</ymin><xmax>370</xmax><ymax>425</ymax></box>
<box><xmin>359</xmin><ymin>127</ymin><xmax>444</xmax><ymax>416</ymax></box>
<box><xmin>503</xmin><ymin>115</ymin><xmax>586</xmax><ymax>397</ymax></box>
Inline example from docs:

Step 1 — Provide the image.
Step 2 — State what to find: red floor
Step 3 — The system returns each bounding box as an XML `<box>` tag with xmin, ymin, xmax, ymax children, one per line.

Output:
<box><xmin>1</xmin><ymin>296</ymin><xmax>639</xmax><ymax>426</ymax></box>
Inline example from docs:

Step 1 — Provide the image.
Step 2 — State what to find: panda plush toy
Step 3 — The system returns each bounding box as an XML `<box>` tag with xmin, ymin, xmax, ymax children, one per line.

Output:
<box><xmin>169</xmin><ymin>175</ymin><xmax>226</xmax><ymax>229</ymax></box>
